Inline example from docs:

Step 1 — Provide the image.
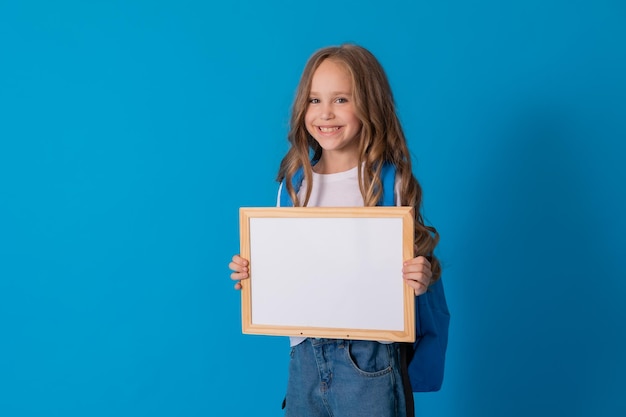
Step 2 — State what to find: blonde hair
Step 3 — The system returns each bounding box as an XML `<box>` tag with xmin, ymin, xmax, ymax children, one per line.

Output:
<box><xmin>276</xmin><ymin>43</ymin><xmax>441</xmax><ymax>281</ymax></box>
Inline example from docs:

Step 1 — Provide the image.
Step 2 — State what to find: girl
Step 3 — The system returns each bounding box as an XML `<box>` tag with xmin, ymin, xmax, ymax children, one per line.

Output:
<box><xmin>229</xmin><ymin>43</ymin><xmax>443</xmax><ymax>417</ymax></box>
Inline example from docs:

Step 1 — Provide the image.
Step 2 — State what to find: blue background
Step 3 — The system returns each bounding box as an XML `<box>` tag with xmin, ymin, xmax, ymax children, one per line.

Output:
<box><xmin>1</xmin><ymin>1</ymin><xmax>625</xmax><ymax>416</ymax></box>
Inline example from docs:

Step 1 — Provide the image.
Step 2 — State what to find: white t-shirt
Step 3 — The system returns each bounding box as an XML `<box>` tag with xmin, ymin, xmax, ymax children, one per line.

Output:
<box><xmin>277</xmin><ymin>165</ymin><xmax>400</xmax><ymax>347</ymax></box>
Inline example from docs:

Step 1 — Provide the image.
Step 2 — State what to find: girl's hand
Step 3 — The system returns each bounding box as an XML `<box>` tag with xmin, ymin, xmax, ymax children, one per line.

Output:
<box><xmin>229</xmin><ymin>254</ymin><xmax>249</xmax><ymax>290</ymax></box>
<box><xmin>402</xmin><ymin>256</ymin><xmax>432</xmax><ymax>296</ymax></box>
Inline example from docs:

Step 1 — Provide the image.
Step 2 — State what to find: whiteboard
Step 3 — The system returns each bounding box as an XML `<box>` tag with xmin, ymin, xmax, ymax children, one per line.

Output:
<box><xmin>239</xmin><ymin>207</ymin><xmax>415</xmax><ymax>342</ymax></box>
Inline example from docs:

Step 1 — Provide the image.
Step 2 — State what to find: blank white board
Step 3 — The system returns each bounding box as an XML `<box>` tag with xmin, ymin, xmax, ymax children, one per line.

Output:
<box><xmin>239</xmin><ymin>207</ymin><xmax>415</xmax><ymax>342</ymax></box>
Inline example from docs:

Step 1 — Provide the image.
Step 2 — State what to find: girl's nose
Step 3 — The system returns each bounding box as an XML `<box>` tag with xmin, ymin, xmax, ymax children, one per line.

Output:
<box><xmin>320</xmin><ymin>105</ymin><xmax>334</xmax><ymax>120</ymax></box>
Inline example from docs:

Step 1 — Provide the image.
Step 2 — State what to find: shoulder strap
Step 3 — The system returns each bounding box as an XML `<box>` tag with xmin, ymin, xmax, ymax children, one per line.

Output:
<box><xmin>379</xmin><ymin>162</ymin><xmax>396</xmax><ymax>206</ymax></box>
<box><xmin>278</xmin><ymin>170</ymin><xmax>302</xmax><ymax>208</ymax></box>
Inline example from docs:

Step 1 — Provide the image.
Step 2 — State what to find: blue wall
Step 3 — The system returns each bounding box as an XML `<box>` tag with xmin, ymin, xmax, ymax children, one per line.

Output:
<box><xmin>1</xmin><ymin>1</ymin><xmax>625</xmax><ymax>416</ymax></box>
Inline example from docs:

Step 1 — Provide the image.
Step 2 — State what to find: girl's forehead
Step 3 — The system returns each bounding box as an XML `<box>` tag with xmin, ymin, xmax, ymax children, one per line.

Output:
<box><xmin>315</xmin><ymin>58</ymin><xmax>349</xmax><ymax>75</ymax></box>
<box><xmin>310</xmin><ymin>59</ymin><xmax>353</xmax><ymax>90</ymax></box>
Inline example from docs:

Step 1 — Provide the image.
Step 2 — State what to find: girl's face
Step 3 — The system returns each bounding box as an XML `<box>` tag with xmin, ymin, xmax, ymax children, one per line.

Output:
<box><xmin>305</xmin><ymin>59</ymin><xmax>362</xmax><ymax>168</ymax></box>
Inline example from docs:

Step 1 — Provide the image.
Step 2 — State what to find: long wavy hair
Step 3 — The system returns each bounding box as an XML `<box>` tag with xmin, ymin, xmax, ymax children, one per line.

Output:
<box><xmin>276</xmin><ymin>44</ymin><xmax>441</xmax><ymax>281</ymax></box>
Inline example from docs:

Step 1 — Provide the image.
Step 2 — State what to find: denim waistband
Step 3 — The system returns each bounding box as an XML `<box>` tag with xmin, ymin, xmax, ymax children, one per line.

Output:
<box><xmin>308</xmin><ymin>338</ymin><xmax>397</xmax><ymax>347</ymax></box>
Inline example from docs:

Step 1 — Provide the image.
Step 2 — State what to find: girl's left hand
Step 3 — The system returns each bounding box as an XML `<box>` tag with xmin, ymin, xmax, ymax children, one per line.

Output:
<box><xmin>402</xmin><ymin>256</ymin><xmax>432</xmax><ymax>296</ymax></box>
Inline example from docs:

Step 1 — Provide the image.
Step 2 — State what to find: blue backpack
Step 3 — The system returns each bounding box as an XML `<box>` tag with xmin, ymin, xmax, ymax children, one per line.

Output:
<box><xmin>279</xmin><ymin>163</ymin><xmax>450</xmax><ymax>392</ymax></box>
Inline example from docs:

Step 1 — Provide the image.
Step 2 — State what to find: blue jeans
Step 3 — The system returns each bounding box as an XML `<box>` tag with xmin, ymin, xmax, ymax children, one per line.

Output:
<box><xmin>284</xmin><ymin>338</ymin><xmax>412</xmax><ymax>417</ymax></box>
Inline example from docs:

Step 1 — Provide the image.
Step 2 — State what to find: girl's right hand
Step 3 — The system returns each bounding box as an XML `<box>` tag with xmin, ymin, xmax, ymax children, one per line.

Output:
<box><xmin>229</xmin><ymin>254</ymin><xmax>249</xmax><ymax>290</ymax></box>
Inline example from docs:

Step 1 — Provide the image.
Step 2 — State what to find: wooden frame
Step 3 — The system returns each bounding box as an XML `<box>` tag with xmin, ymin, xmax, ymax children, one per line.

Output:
<box><xmin>239</xmin><ymin>207</ymin><xmax>415</xmax><ymax>342</ymax></box>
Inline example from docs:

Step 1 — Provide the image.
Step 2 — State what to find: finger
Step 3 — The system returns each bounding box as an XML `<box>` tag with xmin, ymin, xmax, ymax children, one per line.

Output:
<box><xmin>403</xmin><ymin>259</ymin><xmax>432</xmax><ymax>279</ymax></box>
<box><xmin>404</xmin><ymin>256</ymin><xmax>431</xmax><ymax>269</ymax></box>
<box><xmin>229</xmin><ymin>261</ymin><xmax>249</xmax><ymax>274</ymax></box>
<box><xmin>232</xmin><ymin>255</ymin><xmax>249</xmax><ymax>265</ymax></box>
<box><xmin>406</xmin><ymin>274</ymin><xmax>431</xmax><ymax>285</ymax></box>
<box><xmin>402</xmin><ymin>263</ymin><xmax>429</xmax><ymax>275</ymax></box>
<box><xmin>403</xmin><ymin>264</ymin><xmax>431</xmax><ymax>275</ymax></box>
<box><xmin>230</xmin><ymin>271</ymin><xmax>249</xmax><ymax>281</ymax></box>
<box><xmin>404</xmin><ymin>278</ymin><xmax>429</xmax><ymax>296</ymax></box>
<box><xmin>418</xmin><ymin>255</ymin><xmax>431</xmax><ymax>270</ymax></box>
<box><xmin>402</xmin><ymin>266</ymin><xmax>432</xmax><ymax>282</ymax></box>
<box><xmin>234</xmin><ymin>281</ymin><xmax>242</xmax><ymax>290</ymax></box>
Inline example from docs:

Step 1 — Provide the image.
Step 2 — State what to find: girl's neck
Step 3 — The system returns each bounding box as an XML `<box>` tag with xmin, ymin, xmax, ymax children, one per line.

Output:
<box><xmin>313</xmin><ymin>154</ymin><xmax>359</xmax><ymax>174</ymax></box>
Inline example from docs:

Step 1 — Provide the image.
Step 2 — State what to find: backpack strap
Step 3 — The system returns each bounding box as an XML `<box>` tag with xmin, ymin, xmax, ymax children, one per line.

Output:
<box><xmin>379</xmin><ymin>162</ymin><xmax>396</xmax><ymax>206</ymax></box>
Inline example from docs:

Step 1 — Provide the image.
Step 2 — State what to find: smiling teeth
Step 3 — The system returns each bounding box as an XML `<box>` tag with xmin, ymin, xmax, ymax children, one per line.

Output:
<box><xmin>319</xmin><ymin>127</ymin><xmax>339</xmax><ymax>132</ymax></box>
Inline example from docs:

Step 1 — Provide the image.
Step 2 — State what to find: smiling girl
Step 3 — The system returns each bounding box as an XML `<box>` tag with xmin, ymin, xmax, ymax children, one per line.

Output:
<box><xmin>229</xmin><ymin>43</ymin><xmax>448</xmax><ymax>417</ymax></box>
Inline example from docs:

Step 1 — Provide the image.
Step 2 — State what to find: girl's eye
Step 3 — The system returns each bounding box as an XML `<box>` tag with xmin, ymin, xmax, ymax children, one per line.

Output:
<box><xmin>309</xmin><ymin>98</ymin><xmax>320</xmax><ymax>104</ymax></box>
<box><xmin>336</xmin><ymin>97</ymin><xmax>348</xmax><ymax>103</ymax></box>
